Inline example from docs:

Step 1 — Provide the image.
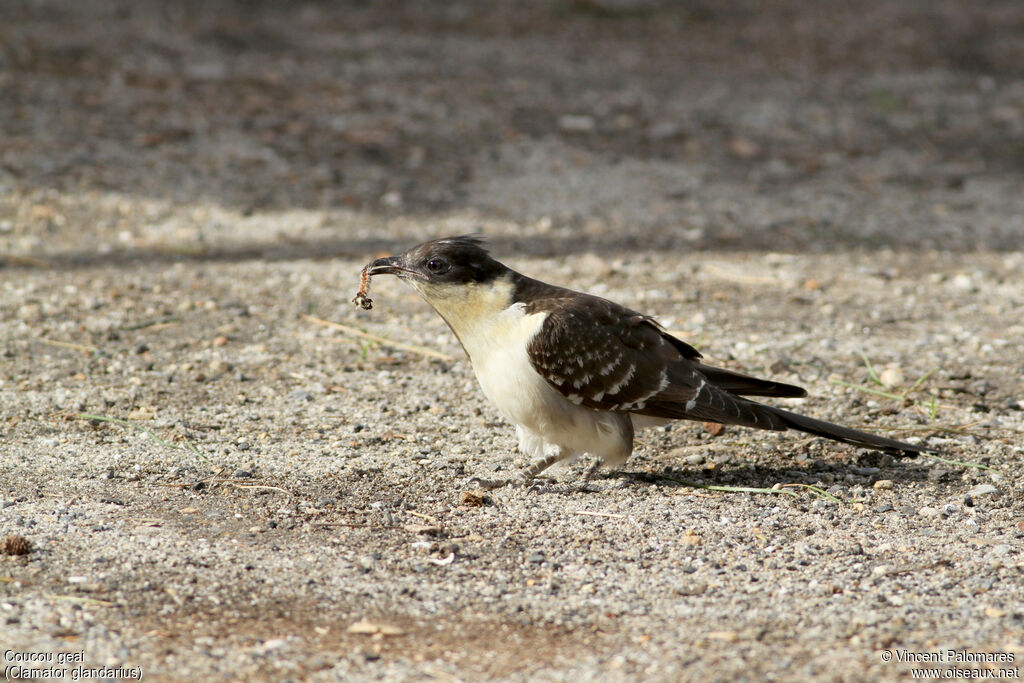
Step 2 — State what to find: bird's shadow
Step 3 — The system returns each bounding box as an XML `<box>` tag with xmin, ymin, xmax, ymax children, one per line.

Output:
<box><xmin>526</xmin><ymin>451</ymin><xmax>966</xmax><ymax>497</ymax></box>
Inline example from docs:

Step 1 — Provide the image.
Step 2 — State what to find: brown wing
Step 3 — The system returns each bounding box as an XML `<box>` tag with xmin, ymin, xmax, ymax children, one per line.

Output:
<box><xmin>525</xmin><ymin>295</ymin><xmax>788</xmax><ymax>430</ymax></box>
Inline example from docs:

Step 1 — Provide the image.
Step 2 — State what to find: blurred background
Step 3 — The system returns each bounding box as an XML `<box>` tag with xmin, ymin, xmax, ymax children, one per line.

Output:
<box><xmin>2</xmin><ymin>0</ymin><xmax>1023</xmax><ymax>260</ymax></box>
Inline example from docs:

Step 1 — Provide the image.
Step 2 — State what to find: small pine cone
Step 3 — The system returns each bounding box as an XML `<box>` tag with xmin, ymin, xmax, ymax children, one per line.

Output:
<box><xmin>3</xmin><ymin>534</ymin><xmax>32</xmax><ymax>556</ymax></box>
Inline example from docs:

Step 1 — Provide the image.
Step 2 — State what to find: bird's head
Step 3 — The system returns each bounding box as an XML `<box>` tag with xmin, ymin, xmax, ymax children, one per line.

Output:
<box><xmin>366</xmin><ymin>235</ymin><xmax>506</xmax><ymax>301</ymax></box>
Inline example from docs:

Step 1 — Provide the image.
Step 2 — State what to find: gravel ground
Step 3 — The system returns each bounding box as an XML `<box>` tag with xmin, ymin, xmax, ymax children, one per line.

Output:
<box><xmin>2</xmin><ymin>1</ymin><xmax>1024</xmax><ymax>681</ymax></box>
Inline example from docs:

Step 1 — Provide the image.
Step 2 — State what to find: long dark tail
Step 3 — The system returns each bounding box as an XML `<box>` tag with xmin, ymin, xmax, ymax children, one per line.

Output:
<box><xmin>764</xmin><ymin>404</ymin><xmax>930</xmax><ymax>457</ymax></box>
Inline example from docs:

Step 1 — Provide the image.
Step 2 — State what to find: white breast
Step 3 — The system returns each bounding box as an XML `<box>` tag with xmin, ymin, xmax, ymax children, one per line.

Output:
<box><xmin>418</xmin><ymin>277</ymin><xmax>552</xmax><ymax>427</ymax></box>
<box><xmin>463</xmin><ymin>303</ymin><xmax>554</xmax><ymax>428</ymax></box>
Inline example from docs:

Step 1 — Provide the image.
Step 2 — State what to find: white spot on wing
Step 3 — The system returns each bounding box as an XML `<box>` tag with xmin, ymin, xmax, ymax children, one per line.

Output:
<box><xmin>685</xmin><ymin>378</ymin><xmax>707</xmax><ymax>412</ymax></box>
<box><xmin>625</xmin><ymin>368</ymin><xmax>670</xmax><ymax>407</ymax></box>
<box><xmin>572</xmin><ymin>374</ymin><xmax>593</xmax><ymax>389</ymax></box>
<box><xmin>606</xmin><ymin>363</ymin><xmax>636</xmax><ymax>395</ymax></box>
<box><xmin>598</xmin><ymin>355</ymin><xmax>622</xmax><ymax>375</ymax></box>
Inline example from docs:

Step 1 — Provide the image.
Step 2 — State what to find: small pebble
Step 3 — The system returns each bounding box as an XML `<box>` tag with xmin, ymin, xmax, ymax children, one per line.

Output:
<box><xmin>951</xmin><ymin>273</ymin><xmax>975</xmax><ymax>290</ymax></box>
<box><xmin>558</xmin><ymin>114</ymin><xmax>596</xmax><ymax>132</ymax></box>
<box><xmin>873</xmin><ymin>479</ymin><xmax>894</xmax><ymax>490</ymax></box>
<box><xmin>208</xmin><ymin>359</ymin><xmax>231</xmax><ymax>376</ymax></box>
<box><xmin>879</xmin><ymin>366</ymin><xmax>904</xmax><ymax>388</ymax></box>
<box><xmin>648</xmin><ymin>121</ymin><xmax>683</xmax><ymax>140</ymax></box>
<box><xmin>967</xmin><ymin>483</ymin><xmax>999</xmax><ymax>498</ymax></box>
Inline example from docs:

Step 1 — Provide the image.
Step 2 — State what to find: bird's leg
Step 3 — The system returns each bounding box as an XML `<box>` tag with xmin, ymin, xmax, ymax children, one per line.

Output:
<box><xmin>470</xmin><ymin>449</ymin><xmax>568</xmax><ymax>490</ymax></box>
<box><xmin>520</xmin><ymin>450</ymin><xmax>568</xmax><ymax>481</ymax></box>
<box><xmin>570</xmin><ymin>457</ymin><xmax>607</xmax><ymax>492</ymax></box>
<box><xmin>582</xmin><ymin>458</ymin><xmax>603</xmax><ymax>481</ymax></box>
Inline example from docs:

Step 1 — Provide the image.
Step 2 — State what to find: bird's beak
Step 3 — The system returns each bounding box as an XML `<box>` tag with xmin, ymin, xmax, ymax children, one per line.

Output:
<box><xmin>366</xmin><ymin>255</ymin><xmax>406</xmax><ymax>277</ymax></box>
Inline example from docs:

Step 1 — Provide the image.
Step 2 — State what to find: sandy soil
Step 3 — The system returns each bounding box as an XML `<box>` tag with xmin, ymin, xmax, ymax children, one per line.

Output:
<box><xmin>2</xmin><ymin>1</ymin><xmax>1023</xmax><ymax>681</ymax></box>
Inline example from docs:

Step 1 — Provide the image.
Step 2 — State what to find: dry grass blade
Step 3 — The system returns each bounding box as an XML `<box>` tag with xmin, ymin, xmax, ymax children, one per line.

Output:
<box><xmin>660</xmin><ymin>474</ymin><xmax>796</xmax><ymax>498</ymax></box>
<box><xmin>3</xmin><ymin>254</ymin><xmax>53</xmax><ymax>268</ymax></box>
<box><xmin>123</xmin><ymin>316</ymin><xmax>181</xmax><ymax>331</ymax></box>
<box><xmin>38</xmin><ymin>338</ymin><xmax>99</xmax><ymax>354</ymax></box>
<box><xmin>408</xmin><ymin>511</ymin><xmax>440</xmax><ymax>523</ymax></box>
<box><xmin>302</xmin><ymin>313</ymin><xmax>455</xmax><ymax>362</ymax></box>
<box><xmin>230</xmin><ymin>484</ymin><xmax>294</xmax><ymax>495</ymax></box>
<box><xmin>702</xmin><ymin>263</ymin><xmax>784</xmax><ymax>285</ymax></box>
<box><xmin>45</xmin><ymin>594</ymin><xmax>114</xmax><ymax>607</ymax></box>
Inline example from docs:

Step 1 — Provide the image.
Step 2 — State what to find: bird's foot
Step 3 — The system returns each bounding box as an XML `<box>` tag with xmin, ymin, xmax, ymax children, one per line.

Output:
<box><xmin>468</xmin><ymin>474</ymin><xmax>536</xmax><ymax>490</ymax></box>
<box><xmin>574</xmin><ymin>459</ymin><xmax>606</xmax><ymax>492</ymax></box>
<box><xmin>468</xmin><ymin>475</ymin><xmax>599</xmax><ymax>495</ymax></box>
<box><xmin>525</xmin><ymin>480</ymin><xmax>562</xmax><ymax>495</ymax></box>
<box><xmin>469</xmin><ymin>452</ymin><xmax>573</xmax><ymax>490</ymax></box>
<box><xmin>468</xmin><ymin>476</ymin><xmax>513</xmax><ymax>490</ymax></box>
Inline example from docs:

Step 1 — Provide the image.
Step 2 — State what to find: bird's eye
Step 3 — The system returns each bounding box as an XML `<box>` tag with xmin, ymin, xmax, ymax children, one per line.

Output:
<box><xmin>426</xmin><ymin>258</ymin><xmax>448</xmax><ymax>273</ymax></box>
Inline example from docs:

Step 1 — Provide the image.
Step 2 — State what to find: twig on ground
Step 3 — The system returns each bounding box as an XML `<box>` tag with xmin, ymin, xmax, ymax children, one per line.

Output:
<box><xmin>572</xmin><ymin>510</ymin><xmax>627</xmax><ymax>519</ymax></box>
<box><xmin>302</xmin><ymin>313</ymin><xmax>455</xmax><ymax>362</ymax></box>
